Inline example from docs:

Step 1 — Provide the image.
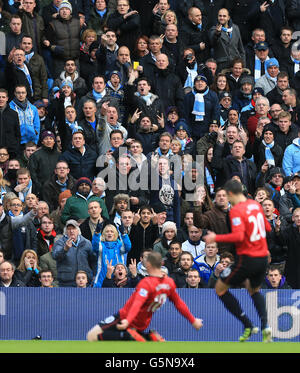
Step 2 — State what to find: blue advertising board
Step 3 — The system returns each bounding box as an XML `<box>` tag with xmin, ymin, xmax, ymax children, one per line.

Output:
<box><xmin>0</xmin><ymin>288</ymin><xmax>299</xmax><ymax>341</ymax></box>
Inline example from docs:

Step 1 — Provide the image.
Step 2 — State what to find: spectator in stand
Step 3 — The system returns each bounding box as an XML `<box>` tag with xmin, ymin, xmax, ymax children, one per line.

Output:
<box><xmin>107</xmin><ymin>0</ymin><xmax>141</xmax><ymax>52</ymax></box>
<box><xmin>36</xmin><ymin>214</ymin><xmax>57</xmax><ymax>259</ymax></box>
<box><xmin>170</xmin><ymin>251</ymin><xmax>194</xmax><ymax>288</ymax></box>
<box><xmin>255</xmin><ymin>58</ymin><xmax>280</xmax><ymax>95</ymax></box>
<box><xmin>45</xmin><ymin>1</ymin><xmax>82</xmax><ymax>78</ymax></box>
<box><xmin>184</xmin><ymin>268</ymin><xmax>206</xmax><ymax>288</ymax></box>
<box><xmin>102</xmin><ymin>260</ymin><xmax>139</xmax><ymax>288</ymax></box>
<box><xmin>0</xmin><ymin>260</ymin><xmax>25</xmax><ymax>287</ymax></box>
<box><xmin>274</xmin><ymin>111</ymin><xmax>299</xmax><ymax>152</ymax></box>
<box><xmin>207</xmin><ymin>251</ymin><xmax>234</xmax><ymax>288</ymax></box>
<box><xmin>261</xmin><ymin>265</ymin><xmax>291</xmax><ymax>289</ymax></box>
<box><xmin>274</xmin><ymin>206</ymin><xmax>300</xmax><ymax>288</ymax></box>
<box><xmin>43</xmin><ymin>160</ymin><xmax>76</xmax><ymax>212</ymax></box>
<box><xmin>163</xmin><ymin>239</ymin><xmax>182</xmax><ymax>275</ymax></box>
<box><xmin>181</xmin><ymin>225</ymin><xmax>205</xmax><ymax>258</ymax></box>
<box><xmin>282</xmin><ymin>128</ymin><xmax>300</xmax><ymax>176</ymax></box>
<box><xmin>5</xmin><ymin>14</ymin><xmax>24</xmax><ymax>55</ymax></box>
<box><xmin>39</xmin><ymin>269</ymin><xmax>57</xmax><ymax>287</ymax></box>
<box><xmin>153</xmin><ymin>221</ymin><xmax>177</xmax><ymax>258</ymax></box>
<box><xmin>9</xmin><ymin>84</ymin><xmax>40</xmax><ymax>146</ymax></box>
<box><xmin>61</xmin><ymin>177</ymin><xmax>109</xmax><ymax>225</ymax></box>
<box><xmin>184</xmin><ymin>74</ymin><xmax>220</xmax><ymax>140</ymax></box>
<box><xmin>59</xmin><ymin>129</ymin><xmax>98</xmax><ymax>181</ymax></box>
<box><xmin>80</xmin><ymin>200</ymin><xmax>110</xmax><ymax>242</ymax></box>
<box><xmin>193</xmin><ymin>187</ymin><xmax>234</xmax><ymax>254</ymax></box>
<box><xmin>50</xmin><ymin>189</ymin><xmax>72</xmax><ymax>234</ymax></box>
<box><xmin>92</xmin><ymin>221</ymin><xmax>131</xmax><ymax>287</ymax></box>
<box><xmin>209</xmin><ymin>8</ymin><xmax>245</xmax><ymax>72</ymax></box>
<box><xmin>193</xmin><ymin>241</ymin><xmax>220</xmax><ymax>285</ymax></box>
<box><xmin>14</xmin><ymin>249</ymin><xmax>41</xmax><ymax>287</ymax></box>
<box><xmin>75</xmin><ymin>270</ymin><xmax>89</xmax><ymax>288</ymax></box>
<box><xmin>266</xmin><ymin>71</ymin><xmax>289</xmax><ymax>106</ymax></box>
<box><xmin>52</xmin><ymin>219</ymin><xmax>97</xmax><ymax>287</ymax></box>
<box><xmin>28</xmin><ymin>131</ymin><xmax>60</xmax><ymax>196</ymax></box>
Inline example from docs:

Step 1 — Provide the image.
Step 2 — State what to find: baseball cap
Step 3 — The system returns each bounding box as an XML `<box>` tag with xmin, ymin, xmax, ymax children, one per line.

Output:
<box><xmin>65</xmin><ymin>219</ymin><xmax>79</xmax><ymax>228</ymax></box>
<box><xmin>254</xmin><ymin>41</ymin><xmax>269</xmax><ymax>51</ymax></box>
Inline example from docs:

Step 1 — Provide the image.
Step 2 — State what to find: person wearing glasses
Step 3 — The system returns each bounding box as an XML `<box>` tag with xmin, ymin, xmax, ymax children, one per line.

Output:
<box><xmin>0</xmin><ymin>261</ymin><xmax>26</xmax><ymax>287</ymax></box>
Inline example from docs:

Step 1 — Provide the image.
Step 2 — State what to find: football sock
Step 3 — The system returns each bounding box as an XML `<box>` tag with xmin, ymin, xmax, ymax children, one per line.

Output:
<box><xmin>251</xmin><ymin>292</ymin><xmax>268</xmax><ymax>330</ymax></box>
<box><xmin>219</xmin><ymin>291</ymin><xmax>253</xmax><ymax>329</ymax></box>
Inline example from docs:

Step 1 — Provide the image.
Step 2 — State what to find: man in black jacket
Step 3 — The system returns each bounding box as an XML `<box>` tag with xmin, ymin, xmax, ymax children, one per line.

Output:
<box><xmin>0</xmin><ymin>261</ymin><xmax>25</xmax><ymax>287</ymax></box>
<box><xmin>179</xmin><ymin>7</ymin><xmax>210</xmax><ymax>64</ymax></box>
<box><xmin>0</xmin><ymin>89</ymin><xmax>21</xmax><ymax>158</ymax></box>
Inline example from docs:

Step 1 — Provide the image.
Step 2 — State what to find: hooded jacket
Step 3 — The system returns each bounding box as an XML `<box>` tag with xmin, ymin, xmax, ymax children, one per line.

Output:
<box><xmin>282</xmin><ymin>138</ymin><xmax>300</xmax><ymax>176</ymax></box>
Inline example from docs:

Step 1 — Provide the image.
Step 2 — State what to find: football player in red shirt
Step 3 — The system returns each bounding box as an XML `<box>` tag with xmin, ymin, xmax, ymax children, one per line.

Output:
<box><xmin>86</xmin><ymin>251</ymin><xmax>203</xmax><ymax>342</ymax></box>
<box><xmin>204</xmin><ymin>179</ymin><xmax>272</xmax><ymax>343</ymax></box>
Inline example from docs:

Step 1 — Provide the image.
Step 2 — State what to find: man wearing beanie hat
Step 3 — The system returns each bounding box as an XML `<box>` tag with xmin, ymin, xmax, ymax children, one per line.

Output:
<box><xmin>61</xmin><ymin>177</ymin><xmax>109</xmax><ymax>224</ymax></box>
<box><xmin>184</xmin><ymin>73</ymin><xmax>220</xmax><ymax>140</ymax></box>
<box><xmin>255</xmin><ymin>57</ymin><xmax>280</xmax><ymax>95</ymax></box>
<box><xmin>28</xmin><ymin>130</ymin><xmax>60</xmax><ymax>196</ymax></box>
<box><xmin>232</xmin><ymin>75</ymin><xmax>255</xmax><ymax>113</ymax></box>
<box><xmin>43</xmin><ymin>160</ymin><xmax>77</xmax><ymax>212</ymax></box>
<box><xmin>45</xmin><ymin>0</ymin><xmax>81</xmax><ymax>78</ymax></box>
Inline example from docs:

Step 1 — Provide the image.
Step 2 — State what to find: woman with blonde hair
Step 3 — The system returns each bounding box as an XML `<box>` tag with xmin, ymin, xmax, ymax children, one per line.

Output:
<box><xmin>0</xmin><ymin>168</ymin><xmax>11</xmax><ymax>203</ymax></box>
<box><xmin>14</xmin><ymin>249</ymin><xmax>41</xmax><ymax>287</ymax></box>
<box><xmin>92</xmin><ymin>222</ymin><xmax>131</xmax><ymax>287</ymax></box>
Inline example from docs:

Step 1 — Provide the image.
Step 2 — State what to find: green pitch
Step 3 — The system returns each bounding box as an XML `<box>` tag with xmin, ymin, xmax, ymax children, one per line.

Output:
<box><xmin>0</xmin><ymin>341</ymin><xmax>299</xmax><ymax>353</ymax></box>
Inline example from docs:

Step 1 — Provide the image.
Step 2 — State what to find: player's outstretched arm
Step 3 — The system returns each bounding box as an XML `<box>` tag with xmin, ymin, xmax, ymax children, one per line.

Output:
<box><xmin>192</xmin><ymin>318</ymin><xmax>203</xmax><ymax>330</ymax></box>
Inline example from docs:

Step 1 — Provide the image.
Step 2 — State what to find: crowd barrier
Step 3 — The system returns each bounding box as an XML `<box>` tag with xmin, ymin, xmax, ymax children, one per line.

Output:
<box><xmin>0</xmin><ymin>288</ymin><xmax>299</xmax><ymax>341</ymax></box>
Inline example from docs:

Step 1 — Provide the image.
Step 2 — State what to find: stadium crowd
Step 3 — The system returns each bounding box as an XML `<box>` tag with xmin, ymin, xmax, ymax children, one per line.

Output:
<box><xmin>0</xmin><ymin>0</ymin><xmax>299</xmax><ymax>290</ymax></box>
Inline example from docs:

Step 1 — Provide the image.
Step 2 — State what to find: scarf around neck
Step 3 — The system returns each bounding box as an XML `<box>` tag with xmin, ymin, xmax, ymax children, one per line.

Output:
<box><xmin>192</xmin><ymin>88</ymin><xmax>209</xmax><ymax>121</ymax></box>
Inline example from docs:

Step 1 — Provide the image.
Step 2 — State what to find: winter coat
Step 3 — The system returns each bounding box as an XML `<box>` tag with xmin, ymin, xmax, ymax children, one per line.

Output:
<box><xmin>275</xmin><ymin>224</ymin><xmax>300</xmax><ymax>289</ymax></box>
<box><xmin>180</xmin><ymin>18</ymin><xmax>210</xmax><ymax>63</ymax></box>
<box><xmin>286</xmin><ymin>0</ymin><xmax>300</xmax><ymax>32</ymax></box>
<box><xmin>193</xmin><ymin>253</ymin><xmax>220</xmax><ymax>284</ymax></box>
<box><xmin>252</xmin><ymin>137</ymin><xmax>283</xmax><ymax>170</ymax></box>
<box><xmin>28</xmin><ymin>53</ymin><xmax>48</xmax><ymax>101</ymax></box>
<box><xmin>261</xmin><ymin>275</ymin><xmax>291</xmax><ymax>289</ymax></box>
<box><xmin>209</xmin><ymin>21</ymin><xmax>245</xmax><ymax>69</ymax></box>
<box><xmin>106</xmin><ymin>9</ymin><xmax>140</xmax><ymax>52</ymax></box>
<box><xmin>52</xmin><ymin>234</ymin><xmax>97</xmax><ymax>287</ymax></box>
<box><xmin>14</xmin><ymin>268</ymin><xmax>41</xmax><ymax>287</ymax></box>
<box><xmin>184</xmin><ymin>88</ymin><xmax>220</xmax><ymax>139</ymax></box>
<box><xmin>18</xmin><ymin>9</ymin><xmax>45</xmax><ymax>55</ymax></box>
<box><xmin>28</xmin><ymin>145</ymin><xmax>60</xmax><ymax>193</ymax></box>
<box><xmin>5</xmin><ymin>61</ymin><xmax>34</xmax><ymax>101</ymax></box>
<box><xmin>282</xmin><ymin>138</ymin><xmax>300</xmax><ymax>176</ymax></box>
<box><xmin>170</xmin><ymin>267</ymin><xmax>188</xmax><ymax>288</ymax></box>
<box><xmin>255</xmin><ymin>74</ymin><xmax>277</xmax><ymax>95</ymax></box>
<box><xmin>58</xmin><ymin>144</ymin><xmax>98</xmax><ymax>181</ymax></box>
<box><xmin>127</xmin><ymin>222</ymin><xmax>159</xmax><ymax>264</ymax></box>
<box><xmin>42</xmin><ymin>173</ymin><xmax>77</xmax><ymax>212</ymax></box>
<box><xmin>92</xmin><ymin>231</ymin><xmax>131</xmax><ymax>287</ymax></box>
<box><xmin>0</xmin><ymin>105</ymin><xmax>21</xmax><ymax>157</ymax></box>
<box><xmin>61</xmin><ymin>193</ymin><xmax>109</xmax><ymax>224</ymax></box>
<box><xmin>9</xmin><ymin>99</ymin><xmax>40</xmax><ymax>145</ymax></box>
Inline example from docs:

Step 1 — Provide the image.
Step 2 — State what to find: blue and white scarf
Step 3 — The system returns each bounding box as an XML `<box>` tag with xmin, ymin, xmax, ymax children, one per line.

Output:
<box><xmin>136</xmin><ymin>92</ymin><xmax>153</xmax><ymax>106</ymax></box>
<box><xmin>184</xmin><ymin>62</ymin><xmax>198</xmax><ymax>89</ymax></box>
<box><xmin>93</xmin><ymin>88</ymin><xmax>106</xmax><ymax>103</ymax></box>
<box><xmin>25</xmin><ymin>51</ymin><xmax>34</xmax><ymax>63</ymax></box>
<box><xmin>8</xmin><ymin>210</ymin><xmax>24</xmax><ymax>218</ymax></box>
<box><xmin>265</xmin><ymin>70</ymin><xmax>277</xmax><ymax>84</ymax></box>
<box><xmin>291</xmin><ymin>56</ymin><xmax>300</xmax><ymax>74</ymax></box>
<box><xmin>192</xmin><ymin>88</ymin><xmax>209</xmax><ymax>121</ymax></box>
<box><xmin>16</xmin><ymin>179</ymin><xmax>32</xmax><ymax>202</ymax></box>
<box><xmin>254</xmin><ymin>55</ymin><xmax>269</xmax><ymax>81</ymax></box>
<box><xmin>222</xmin><ymin>25</ymin><xmax>232</xmax><ymax>38</ymax></box>
<box><xmin>16</xmin><ymin>64</ymin><xmax>33</xmax><ymax>95</ymax></box>
<box><xmin>262</xmin><ymin>140</ymin><xmax>275</xmax><ymax>167</ymax></box>
<box><xmin>66</xmin><ymin>119</ymin><xmax>79</xmax><ymax>132</ymax></box>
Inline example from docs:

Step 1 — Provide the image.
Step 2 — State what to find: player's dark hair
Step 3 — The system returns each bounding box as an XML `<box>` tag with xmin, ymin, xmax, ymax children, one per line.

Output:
<box><xmin>224</xmin><ymin>179</ymin><xmax>243</xmax><ymax>195</ymax></box>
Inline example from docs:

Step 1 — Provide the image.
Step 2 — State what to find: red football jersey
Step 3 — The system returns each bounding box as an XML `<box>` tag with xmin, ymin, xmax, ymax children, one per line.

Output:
<box><xmin>119</xmin><ymin>275</ymin><xmax>195</xmax><ymax>331</ymax></box>
<box><xmin>215</xmin><ymin>199</ymin><xmax>271</xmax><ymax>257</ymax></box>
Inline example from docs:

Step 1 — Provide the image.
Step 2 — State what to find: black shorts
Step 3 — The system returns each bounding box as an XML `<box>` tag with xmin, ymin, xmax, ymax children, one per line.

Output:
<box><xmin>220</xmin><ymin>255</ymin><xmax>268</xmax><ymax>289</ymax></box>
